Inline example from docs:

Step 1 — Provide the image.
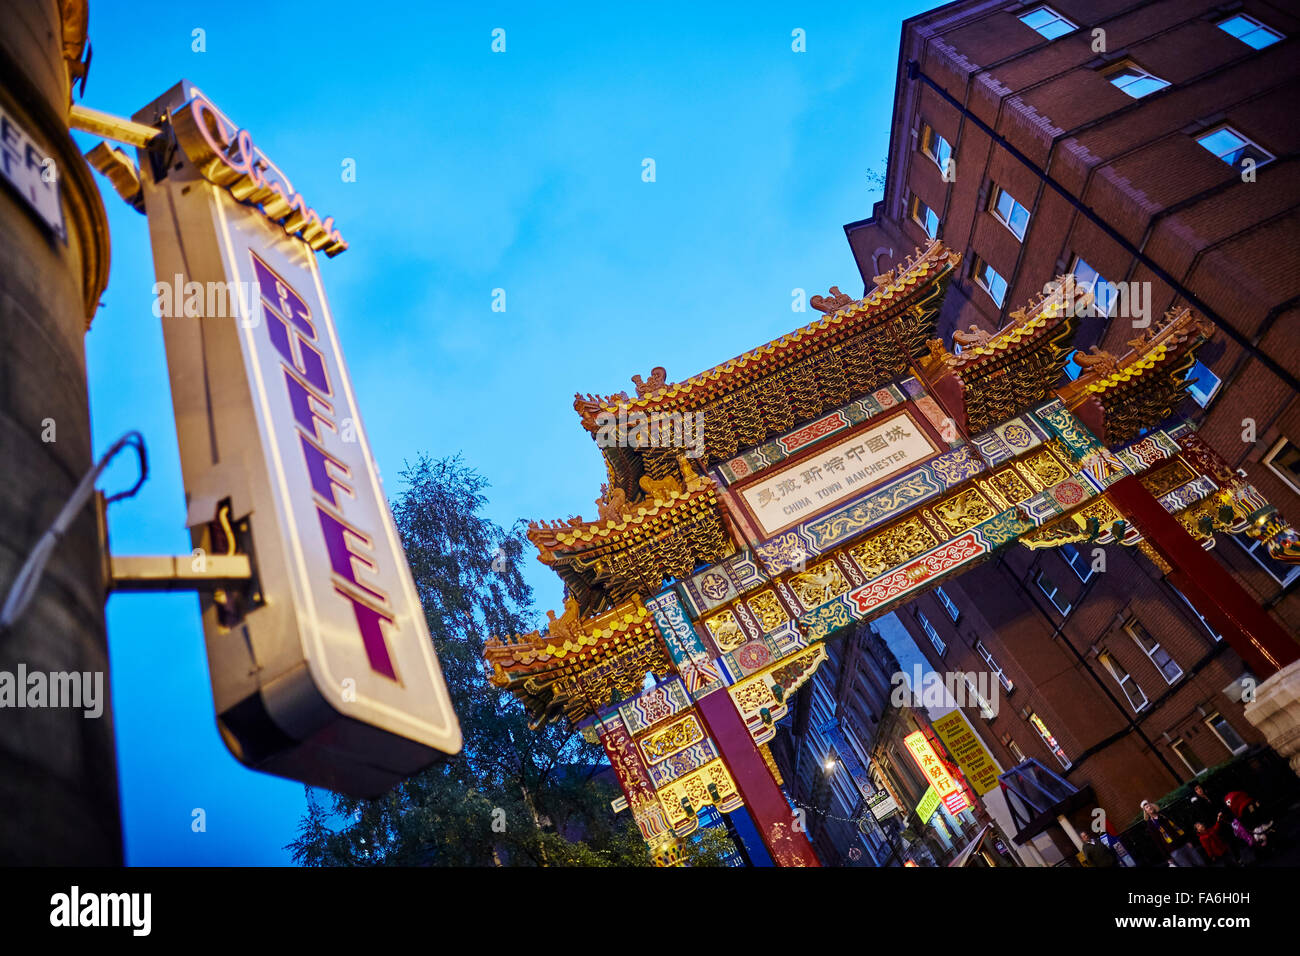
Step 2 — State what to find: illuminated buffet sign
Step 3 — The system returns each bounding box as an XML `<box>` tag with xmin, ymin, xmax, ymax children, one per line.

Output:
<box><xmin>738</xmin><ymin>411</ymin><xmax>938</xmax><ymax>538</ymax></box>
<box><xmin>133</xmin><ymin>81</ymin><xmax>459</xmax><ymax>796</ymax></box>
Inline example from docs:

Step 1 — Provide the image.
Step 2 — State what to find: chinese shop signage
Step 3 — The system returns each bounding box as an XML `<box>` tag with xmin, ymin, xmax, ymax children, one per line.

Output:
<box><xmin>915</xmin><ymin>786</ymin><xmax>940</xmax><ymax>822</ymax></box>
<box><xmin>932</xmin><ymin>710</ymin><xmax>1000</xmax><ymax>796</ymax></box>
<box><xmin>739</xmin><ymin>411</ymin><xmax>937</xmax><ymax>537</ymax></box>
<box><xmin>903</xmin><ymin>730</ymin><xmax>971</xmax><ymax>816</ymax></box>
<box><xmin>133</xmin><ymin>81</ymin><xmax>459</xmax><ymax>796</ymax></box>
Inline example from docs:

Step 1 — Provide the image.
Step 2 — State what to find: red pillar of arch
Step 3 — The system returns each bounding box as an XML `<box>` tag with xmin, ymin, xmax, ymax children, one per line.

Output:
<box><xmin>694</xmin><ymin>688</ymin><xmax>822</xmax><ymax>867</ymax></box>
<box><xmin>1107</xmin><ymin>475</ymin><xmax>1299</xmax><ymax>678</ymax></box>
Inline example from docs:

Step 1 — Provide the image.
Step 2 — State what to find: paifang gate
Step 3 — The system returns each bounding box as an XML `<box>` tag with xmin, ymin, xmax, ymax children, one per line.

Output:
<box><xmin>482</xmin><ymin>239</ymin><xmax>1300</xmax><ymax>866</ymax></box>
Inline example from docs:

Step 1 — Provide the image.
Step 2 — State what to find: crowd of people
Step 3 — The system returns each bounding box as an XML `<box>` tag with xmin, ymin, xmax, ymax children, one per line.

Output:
<box><xmin>1074</xmin><ymin>783</ymin><xmax>1280</xmax><ymax>867</ymax></box>
<box><xmin>1138</xmin><ymin>784</ymin><xmax>1277</xmax><ymax>866</ymax></box>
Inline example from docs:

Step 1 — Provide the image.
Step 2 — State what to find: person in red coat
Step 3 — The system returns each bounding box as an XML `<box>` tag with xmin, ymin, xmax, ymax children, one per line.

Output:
<box><xmin>1195</xmin><ymin>819</ymin><xmax>1235</xmax><ymax>865</ymax></box>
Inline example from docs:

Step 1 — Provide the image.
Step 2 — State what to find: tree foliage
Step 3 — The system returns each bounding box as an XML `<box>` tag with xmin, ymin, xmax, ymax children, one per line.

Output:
<box><xmin>287</xmin><ymin>454</ymin><xmax>653</xmax><ymax>866</ymax></box>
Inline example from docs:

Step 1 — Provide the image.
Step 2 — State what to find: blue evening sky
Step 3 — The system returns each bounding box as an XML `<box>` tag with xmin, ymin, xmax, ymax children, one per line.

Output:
<box><xmin>79</xmin><ymin>0</ymin><xmax>930</xmax><ymax>864</ymax></box>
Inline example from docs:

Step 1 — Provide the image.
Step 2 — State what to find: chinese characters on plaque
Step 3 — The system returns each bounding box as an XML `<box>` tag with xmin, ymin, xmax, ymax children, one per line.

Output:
<box><xmin>740</xmin><ymin>412</ymin><xmax>937</xmax><ymax>537</ymax></box>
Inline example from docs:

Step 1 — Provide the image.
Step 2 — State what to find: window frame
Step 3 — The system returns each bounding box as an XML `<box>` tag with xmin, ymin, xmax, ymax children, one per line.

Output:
<box><xmin>1171</xmin><ymin>738</ymin><xmax>1208</xmax><ymax>777</ymax></box>
<box><xmin>1068</xmin><ymin>255</ymin><xmax>1117</xmax><ymax>318</ymax></box>
<box><xmin>1205</xmin><ymin>712</ymin><xmax>1248</xmax><ymax>756</ymax></box>
<box><xmin>1125</xmin><ymin>618</ymin><xmax>1183</xmax><ymax>684</ymax></box>
<box><xmin>1029</xmin><ymin>712</ymin><xmax>1071</xmax><ymax>769</ymax></box>
<box><xmin>918</xmin><ymin>610</ymin><xmax>946</xmax><ymax>655</ymax></box>
<box><xmin>1035</xmin><ymin>570</ymin><xmax>1072</xmax><ymax>615</ymax></box>
<box><xmin>989</xmin><ymin>185</ymin><xmax>1031</xmax><ymax>240</ymax></box>
<box><xmin>964</xmin><ymin>673</ymin><xmax>996</xmax><ymax>719</ymax></box>
<box><xmin>910</xmin><ymin>192</ymin><xmax>940</xmax><ymax>239</ymax></box>
<box><xmin>1099</xmin><ymin>651</ymin><xmax>1148</xmax><ymax>713</ymax></box>
<box><xmin>1018</xmin><ymin>5</ymin><xmax>1077</xmax><ymax>40</ymax></box>
<box><xmin>1170</xmin><ymin>584</ymin><xmax>1221</xmax><ymax>642</ymax></box>
<box><xmin>920</xmin><ymin>123</ymin><xmax>953</xmax><ymax>174</ymax></box>
<box><xmin>1184</xmin><ymin>358</ymin><xmax>1222</xmax><ymax>408</ymax></box>
<box><xmin>936</xmin><ymin>585</ymin><xmax>960</xmax><ymax>622</ymax></box>
<box><xmin>1061</xmin><ymin>543</ymin><xmax>1094</xmax><ymax>583</ymax></box>
<box><xmin>1262</xmin><ymin>436</ymin><xmax>1300</xmax><ymax>496</ymax></box>
<box><xmin>973</xmin><ymin>256</ymin><xmax>1008</xmax><ymax>307</ymax></box>
<box><xmin>1195</xmin><ymin>125</ymin><xmax>1275</xmax><ymax>171</ymax></box>
<box><xmin>1103</xmin><ymin>60</ymin><xmax>1171</xmax><ymax>99</ymax></box>
<box><xmin>976</xmin><ymin>640</ymin><xmax>1014</xmax><ymax>692</ymax></box>
<box><xmin>1216</xmin><ymin>13</ymin><xmax>1283</xmax><ymax>49</ymax></box>
<box><xmin>1234</xmin><ymin>533</ymin><xmax>1300</xmax><ymax>587</ymax></box>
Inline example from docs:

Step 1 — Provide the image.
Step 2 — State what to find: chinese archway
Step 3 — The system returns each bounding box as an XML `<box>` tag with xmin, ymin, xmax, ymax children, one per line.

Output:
<box><xmin>483</xmin><ymin>238</ymin><xmax>1300</xmax><ymax>866</ymax></box>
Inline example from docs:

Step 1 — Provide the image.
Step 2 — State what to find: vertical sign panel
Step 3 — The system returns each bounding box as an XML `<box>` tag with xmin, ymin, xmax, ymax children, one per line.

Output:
<box><xmin>134</xmin><ymin>81</ymin><xmax>459</xmax><ymax>796</ymax></box>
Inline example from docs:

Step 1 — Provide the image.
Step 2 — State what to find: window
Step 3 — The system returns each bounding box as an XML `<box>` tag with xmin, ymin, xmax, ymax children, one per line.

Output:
<box><xmin>1172</xmin><ymin>739</ymin><xmax>1207</xmax><ymax>776</ymax></box>
<box><xmin>1104</xmin><ymin>62</ymin><xmax>1170</xmax><ymax>99</ymax></box>
<box><xmin>1069</xmin><ymin>255</ymin><xmax>1118</xmax><ymax>317</ymax></box>
<box><xmin>1061</xmin><ymin>543</ymin><xmax>1093</xmax><ymax>582</ymax></box>
<box><xmin>910</xmin><ymin>193</ymin><xmax>939</xmax><ymax>238</ymax></box>
<box><xmin>1196</xmin><ymin>126</ymin><xmax>1274</xmax><ymax>170</ymax></box>
<box><xmin>1205</xmin><ymin>712</ymin><xmax>1248</xmax><ymax>756</ymax></box>
<box><xmin>1035</xmin><ymin>570</ymin><xmax>1072</xmax><ymax>614</ymax></box>
<box><xmin>964</xmin><ymin>674</ymin><xmax>996</xmax><ymax>719</ymax></box>
<box><xmin>990</xmin><ymin>186</ymin><xmax>1031</xmax><ymax>240</ymax></box>
<box><xmin>920</xmin><ymin>123</ymin><xmax>952</xmax><ymax>173</ymax></box>
<box><xmin>1099</xmin><ymin>652</ymin><xmax>1148</xmax><ymax>712</ymax></box>
<box><xmin>1235</xmin><ymin>533</ymin><xmax>1300</xmax><ymax>587</ymax></box>
<box><xmin>1029</xmin><ymin>712</ymin><xmax>1070</xmax><ymax>769</ymax></box>
<box><xmin>936</xmin><ymin>586</ymin><xmax>960</xmax><ymax>621</ymax></box>
<box><xmin>1019</xmin><ymin>6</ymin><xmax>1076</xmax><ymax>40</ymax></box>
<box><xmin>1182</xmin><ymin>359</ymin><xmax>1221</xmax><ymax>407</ymax></box>
<box><xmin>973</xmin><ymin>256</ymin><xmax>1008</xmax><ymax>306</ymax></box>
<box><xmin>918</xmin><ymin>611</ymin><xmax>945</xmax><ymax>655</ymax></box>
<box><xmin>1126</xmin><ymin>618</ymin><xmax>1183</xmax><ymax>683</ymax></box>
<box><xmin>1007</xmin><ymin>739</ymin><xmax>1026</xmax><ymax>763</ymax></box>
<box><xmin>1217</xmin><ymin>14</ymin><xmax>1283</xmax><ymax>49</ymax></box>
<box><xmin>1263</xmin><ymin>437</ymin><xmax>1300</xmax><ymax>496</ymax></box>
<box><xmin>1171</xmin><ymin>584</ymin><xmax>1221</xmax><ymax>641</ymax></box>
<box><xmin>1063</xmin><ymin>351</ymin><xmax>1082</xmax><ymax>380</ymax></box>
<box><xmin>977</xmin><ymin>640</ymin><xmax>1014</xmax><ymax>692</ymax></box>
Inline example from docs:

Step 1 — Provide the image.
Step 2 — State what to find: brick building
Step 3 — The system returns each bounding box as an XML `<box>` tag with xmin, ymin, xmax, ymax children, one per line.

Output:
<box><xmin>790</xmin><ymin>0</ymin><xmax>1300</xmax><ymax>861</ymax></box>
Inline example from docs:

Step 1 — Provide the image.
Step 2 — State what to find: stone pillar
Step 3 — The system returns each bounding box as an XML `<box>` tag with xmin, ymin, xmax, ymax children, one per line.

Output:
<box><xmin>0</xmin><ymin>0</ymin><xmax>119</xmax><ymax>863</ymax></box>
<box><xmin>1244</xmin><ymin>660</ymin><xmax>1300</xmax><ymax>777</ymax></box>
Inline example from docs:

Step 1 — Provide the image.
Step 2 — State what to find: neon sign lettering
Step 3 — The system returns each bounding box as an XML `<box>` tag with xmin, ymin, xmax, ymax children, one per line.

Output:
<box><xmin>174</xmin><ymin>91</ymin><xmax>348</xmax><ymax>256</ymax></box>
<box><xmin>249</xmin><ymin>251</ymin><xmax>396</xmax><ymax>679</ymax></box>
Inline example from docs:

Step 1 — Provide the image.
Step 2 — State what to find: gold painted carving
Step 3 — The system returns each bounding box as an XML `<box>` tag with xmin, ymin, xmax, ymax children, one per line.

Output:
<box><xmin>933</xmin><ymin>487</ymin><xmax>998</xmax><ymax>536</ymax></box>
<box><xmin>790</xmin><ymin>560</ymin><xmax>848</xmax><ymax>609</ymax></box>
<box><xmin>849</xmin><ymin>516</ymin><xmax>938</xmax><ymax>579</ymax></box>
<box><xmin>746</xmin><ymin>589</ymin><xmax>788</xmax><ymax>632</ymax></box>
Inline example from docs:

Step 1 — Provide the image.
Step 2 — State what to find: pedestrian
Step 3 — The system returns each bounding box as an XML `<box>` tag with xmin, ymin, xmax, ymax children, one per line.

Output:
<box><xmin>1227</xmin><ymin>817</ymin><xmax>1258</xmax><ymax>865</ymax></box>
<box><xmin>1224</xmin><ymin>790</ymin><xmax>1274</xmax><ymax>849</ymax></box>
<box><xmin>1194</xmin><ymin>819</ymin><xmax>1235</xmax><ymax>865</ymax></box>
<box><xmin>1188</xmin><ymin>783</ymin><xmax>1220</xmax><ymax>829</ymax></box>
<box><xmin>1141</xmin><ymin>799</ymin><xmax>1204</xmax><ymax>867</ymax></box>
<box><xmin>1077</xmin><ymin>830</ymin><xmax>1118</xmax><ymax>867</ymax></box>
